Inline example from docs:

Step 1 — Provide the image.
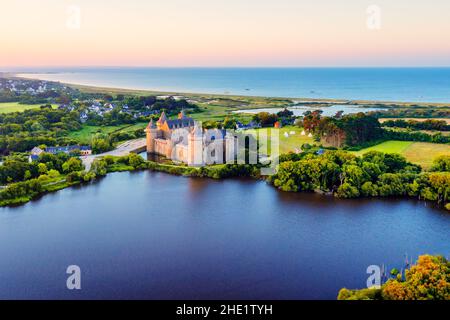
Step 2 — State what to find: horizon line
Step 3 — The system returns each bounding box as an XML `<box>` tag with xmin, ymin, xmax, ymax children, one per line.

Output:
<box><xmin>3</xmin><ymin>65</ymin><xmax>450</xmax><ymax>71</ymax></box>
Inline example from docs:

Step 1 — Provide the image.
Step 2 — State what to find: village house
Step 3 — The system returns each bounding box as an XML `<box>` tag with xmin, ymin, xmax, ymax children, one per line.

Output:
<box><xmin>29</xmin><ymin>145</ymin><xmax>92</xmax><ymax>162</ymax></box>
<box><xmin>79</xmin><ymin>112</ymin><xmax>88</xmax><ymax>123</ymax></box>
<box><xmin>235</xmin><ymin>121</ymin><xmax>260</xmax><ymax>131</ymax></box>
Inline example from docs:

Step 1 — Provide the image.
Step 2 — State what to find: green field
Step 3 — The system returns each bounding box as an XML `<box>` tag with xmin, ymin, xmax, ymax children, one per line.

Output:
<box><xmin>354</xmin><ymin>140</ymin><xmax>450</xmax><ymax>169</ymax></box>
<box><xmin>353</xmin><ymin>141</ymin><xmax>413</xmax><ymax>154</ymax></box>
<box><xmin>0</xmin><ymin>102</ymin><xmax>57</xmax><ymax>114</ymax></box>
<box><xmin>247</xmin><ymin>125</ymin><xmax>315</xmax><ymax>155</ymax></box>
<box><xmin>190</xmin><ymin>104</ymin><xmax>252</xmax><ymax>123</ymax></box>
<box><xmin>68</xmin><ymin>123</ymin><xmax>147</xmax><ymax>144</ymax></box>
<box><xmin>276</xmin><ymin>126</ymin><xmax>315</xmax><ymax>154</ymax></box>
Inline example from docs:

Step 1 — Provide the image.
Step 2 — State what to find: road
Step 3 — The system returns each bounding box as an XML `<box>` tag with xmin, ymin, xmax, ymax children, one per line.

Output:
<box><xmin>81</xmin><ymin>138</ymin><xmax>146</xmax><ymax>171</ymax></box>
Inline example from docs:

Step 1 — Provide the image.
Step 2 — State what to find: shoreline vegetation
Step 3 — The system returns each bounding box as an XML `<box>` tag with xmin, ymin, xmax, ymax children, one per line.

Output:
<box><xmin>0</xmin><ymin>75</ymin><xmax>448</xmax><ymax>210</ymax></box>
<box><xmin>1</xmin><ymin>150</ymin><xmax>449</xmax><ymax>211</ymax></box>
<box><xmin>338</xmin><ymin>254</ymin><xmax>450</xmax><ymax>300</ymax></box>
<box><xmin>0</xmin><ymin>154</ymin><xmax>262</xmax><ymax>207</ymax></box>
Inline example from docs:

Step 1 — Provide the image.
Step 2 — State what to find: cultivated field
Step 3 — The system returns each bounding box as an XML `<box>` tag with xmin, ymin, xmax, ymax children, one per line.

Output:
<box><xmin>379</xmin><ymin>118</ymin><xmax>450</xmax><ymax>124</ymax></box>
<box><xmin>354</xmin><ymin>140</ymin><xmax>450</xmax><ymax>169</ymax></box>
<box><xmin>0</xmin><ymin>102</ymin><xmax>57</xmax><ymax>113</ymax></box>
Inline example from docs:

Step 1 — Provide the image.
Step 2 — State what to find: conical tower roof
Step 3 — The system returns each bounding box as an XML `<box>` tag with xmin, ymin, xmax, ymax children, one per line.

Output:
<box><xmin>146</xmin><ymin>118</ymin><xmax>156</xmax><ymax>129</ymax></box>
<box><xmin>157</xmin><ymin>111</ymin><xmax>167</xmax><ymax>123</ymax></box>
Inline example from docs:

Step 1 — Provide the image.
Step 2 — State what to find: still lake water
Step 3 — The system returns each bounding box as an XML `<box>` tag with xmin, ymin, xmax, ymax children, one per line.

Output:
<box><xmin>0</xmin><ymin>171</ymin><xmax>449</xmax><ymax>299</ymax></box>
<box><xmin>15</xmin><ymin>67</ymin><xmax>450</xmax><ymax>102</ymax></box>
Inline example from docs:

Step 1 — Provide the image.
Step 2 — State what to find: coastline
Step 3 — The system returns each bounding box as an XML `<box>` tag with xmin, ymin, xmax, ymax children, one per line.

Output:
<box><xmin>12</xmin><ymin>72</ymin><xmax>450</xmax><ymax>108</ymax></box>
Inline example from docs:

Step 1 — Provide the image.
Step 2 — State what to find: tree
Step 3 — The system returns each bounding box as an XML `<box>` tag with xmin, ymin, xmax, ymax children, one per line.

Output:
<box><xmin>277</xmin><ymin>108</ymin><xmax>293</xmax><ymax>118</ymax></box>
<box><xmin>338</xmin><ymin>255</ymin><xmax>450</xmax><ymax>300</ymax></box>
<box><xmin>343</xmin><ymin>164</ymin><xmax>369</xmax><ymax>188</ymax></box>
<box><xmin>382</xmin><ymin>255</ymin><xmax>450</xmax><ymax>300</ymax></box>
<box><xmin>38</xmin><ymin>163</ymin><xmax>48</xmax><ymax>175</ymax></box>
<box><xmin>62</xmin><ymin>157</ymin><xmax>83</xmax><ymax>173</ymax></box>
<box><xmin>361</xmin><ymin>181</ymin><xmax>378</xmax><ymax>197</ymax></box>
<box><xmin>336</xmin><ymin>182</ymin><xmax>360</xmax><ymax>198</ymax></box>
<box><xmin>426</xmin><ymin>172</ymin><xmax>450</xmax><ymax>204</ymax></box>
<box><xmin>431</xmin><ymin>155</ymin><xmax>450</xmax><ymax>172</ymax></box>
<box><xmin>90</xmin><ymin>159</ymin><xmax>107</xmax><ymax>176</ymax></box>
<box><xmin>24</xmin><ymin>170</ymin><xmax>32</xmax><ymax>180</ymax></box>
<box><xmin>377</xmin><ymin>173</ymin><xmax>405</xmax><ymax>196</ymax></box>
<box><xmin>80</xmin><ymin>171</ymin><xmax>96</xmax><ymax>182</ymax></box>
<box><xmin>91</xmin><ymin>135</ymin><xmax>113</xmax><ymax>154</ymax></box>
<box><xmin>252</xmin><ymin>112</ymin><xmax>278</xmax><ymax>127</ymax></box>
<box><xmin>222</xmin><ymin>117</ymin><xmax>237</xmax><ymax>129</ymax></box>
<box><xmin>128</xmin><ymin>153</ymin><xmax>144</xmax><ymax>168</ymax></box>
<box><xmin>340</xmin><ymin>113</ymin><xmax>382</xmax><ymax>146</ymax></box>
<box><xmin>302</xmin><ymin>110</ymin><xmax>323</xmax><ymax>132</ymax></box>
<box><xmin>47</xmin><ymin>169</ymin><xmax>60</xmax><ymax>178</ymax></box>
<box><xmin>66</xmin><ymin>172</ymin><xmax>80</xmax><ymax>183</ymax></box>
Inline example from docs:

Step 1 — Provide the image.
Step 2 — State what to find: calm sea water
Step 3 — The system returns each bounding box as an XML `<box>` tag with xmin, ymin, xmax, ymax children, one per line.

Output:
<box><xmin>0</xmin><ymin>171</ymin><xmax>448</xmax><ymax>299</ymax></box>
<box><xmin>14</xmin><ymin>67</ymin><xmax>450</xmax><ymax>103</ymax></box>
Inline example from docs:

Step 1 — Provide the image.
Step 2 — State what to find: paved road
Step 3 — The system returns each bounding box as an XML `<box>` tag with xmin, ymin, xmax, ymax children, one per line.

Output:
<box><xmin>81</xmin><ymin>138</ymin><xmax>146</xmax><ymax>171</ymax></box>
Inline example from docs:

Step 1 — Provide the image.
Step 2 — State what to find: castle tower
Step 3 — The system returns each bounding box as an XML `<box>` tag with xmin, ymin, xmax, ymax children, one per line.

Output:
<box><xmin>225</xmin><ymin>132</ymin><xmax>236</xmax><ymax>164</ymax></box>
<box><xmin>178</xmin><ymin>109</ymin><xmax>186</xmax><ymax>119</ymax></box>
<box><xmin>188</xmin><ymin>124</ymin><xmax>204</xmax><ymax>167</ymax></box>
<box><xmin>145</xmin><ymin>119</ymin><xmax>157</xmax><ymax>153</ymax></box>
<box><xmin>165</xmin><ymin>140</ymin><xmax>174</xmax><ymax>159</ymax></box>
<box><xmin>157</xmin><ymin>111</ymin><xmax>167</xmax><ymax>128</ymax></box>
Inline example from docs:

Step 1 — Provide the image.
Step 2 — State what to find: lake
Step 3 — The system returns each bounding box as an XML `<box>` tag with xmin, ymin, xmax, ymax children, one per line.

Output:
<box><xmin>0</xmin><ymin>171</ymin><xmax>449</xmax><ymax>299</ymax></box>
<box><xmin>14</xmin><ymin>67</ymin><xmax>450</xmax><ymax>103</ymax></box>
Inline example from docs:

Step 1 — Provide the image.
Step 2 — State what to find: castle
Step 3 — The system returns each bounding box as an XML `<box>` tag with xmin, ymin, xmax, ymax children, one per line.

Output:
<box><xmin>145</xmin><ymin>111</ymin><xmax>236</xmax><ymax>166</ymax></box>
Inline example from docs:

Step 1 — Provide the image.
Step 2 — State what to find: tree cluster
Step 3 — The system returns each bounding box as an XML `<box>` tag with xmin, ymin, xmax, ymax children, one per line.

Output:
<box><xmin>272</xmin><ymin>151</ymin><xmax>449</xmax><ymax>206</ymax></box>
<box><xmin>338</xmin><ymin>255</ymin><xmax>450</xmax><ymax>300</ymax></box>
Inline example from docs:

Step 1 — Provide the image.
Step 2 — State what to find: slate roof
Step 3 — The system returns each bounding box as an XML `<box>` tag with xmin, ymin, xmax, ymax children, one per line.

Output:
<box><xmin>166</xmin><ymin>118</ymin><xmax>195</xmax><ymax>129</ymax></box>
<box><xmin>44</xmin><ymin>145</ymin><xmax>91</xmax><ymax>154</ymax></box>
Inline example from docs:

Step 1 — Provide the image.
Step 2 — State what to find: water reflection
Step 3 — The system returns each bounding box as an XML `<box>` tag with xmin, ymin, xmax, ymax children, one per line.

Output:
<box><xmin>0</xmin><ymin>171</ymin><xmax>448</xmax><ymax>299</ymax></box>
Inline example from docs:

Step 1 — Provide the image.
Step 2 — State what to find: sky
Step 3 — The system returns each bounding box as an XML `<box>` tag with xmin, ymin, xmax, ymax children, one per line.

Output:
<box><xmin>1</xmin><ymin>0</ymin><xmax>450</xmax><ymax>67</ymax></box>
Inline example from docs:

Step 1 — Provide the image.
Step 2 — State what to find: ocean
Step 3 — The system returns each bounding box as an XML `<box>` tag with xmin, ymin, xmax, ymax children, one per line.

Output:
<box><xmin>11</xmin><ymin>67</ymin><xmax>450</xmax><ymax>103</ymax></box>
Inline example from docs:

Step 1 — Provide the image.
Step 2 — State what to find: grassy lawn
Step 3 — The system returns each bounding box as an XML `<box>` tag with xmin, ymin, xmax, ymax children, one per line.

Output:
<box><xmin>354</xmin><ymin>140</ymin><xmax>450</xmax><ymax>169</ymax></box>
<box><xmin>119</xmin><ymin>122</ymin><xmax>147</xmax><ymax>132</ymax></box>
<box><xmin>68</xmin><ymin>123</ymin><xmax>147</xmax><ymax>144</ymax></box>
<box><xmin>277</xmin><ymin>126</ymin><xmax>315</xmax><ymax>154</ymax></box>
<box><xmin>68</xmin><ymin>126</ymin><xmax>121</xmax><ymax>144</ymax></box>
<box><xmin>353</xmin><ymin>141</ymin><xmax>414</xmax><ymax>155</ymax></box>
<box><xmin>189</xmin><ymin>103</ymin><xmax>253</xmax><ymax>123</ymax></box>
<box><xmin>0</xmin><ymin>102</ymin><xmax>57</xmax><ymax>114</ymax></box>
<box><xmin>247</xmin><ymin>125</ymin><xmax>314</xmax><ymax>155</ymax></box>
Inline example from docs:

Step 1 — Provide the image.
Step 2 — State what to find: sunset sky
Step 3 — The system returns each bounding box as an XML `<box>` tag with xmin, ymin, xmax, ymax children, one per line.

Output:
<box><xmin>1</xmin><ymin>0</ymin><xmax>450</xmax><ymax>67</ymax></box>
